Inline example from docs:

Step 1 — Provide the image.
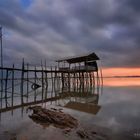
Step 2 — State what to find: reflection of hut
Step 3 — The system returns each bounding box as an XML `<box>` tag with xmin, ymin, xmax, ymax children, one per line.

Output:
<box><xmin>64</xmin><ymin>102</ymin><xmax>101</xmax><ymax>115</ymax></box>
<box><xmin>58</xmin><ymin>91</ymin><xmax>99</xmax><ymax>104</ymax></box>
<box><xmin>58</xmin><ymin>89</ymin><xmax>101</xmax><ymax>115</ymax></box>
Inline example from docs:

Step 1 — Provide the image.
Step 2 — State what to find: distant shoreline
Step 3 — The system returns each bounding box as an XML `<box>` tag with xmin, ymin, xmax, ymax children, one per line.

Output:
<box><xmin>103</xmin><ymin>76</ymin><xmax>140</xmax><ymax>78</ymax></box>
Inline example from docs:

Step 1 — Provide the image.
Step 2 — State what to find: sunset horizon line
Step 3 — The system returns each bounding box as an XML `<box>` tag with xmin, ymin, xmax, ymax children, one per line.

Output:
<box><xmin>102</xmin><ymin>67</ymin><xmax>140</xmax><ymax>77</ymax></box>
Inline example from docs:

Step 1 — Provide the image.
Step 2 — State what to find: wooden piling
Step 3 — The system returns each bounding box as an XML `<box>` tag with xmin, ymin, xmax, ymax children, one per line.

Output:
<box><xmin>41</xmin><ymin>60</ymin><xmax>44</xmax><ymax>100</ymax></box>
<box><xmin>51</xmin><ymin>66</ymin><xmax>53</xmax><ymax>96</ymax></box>
<box><xmin>45</xmin><ymin>59</ymin><xmax>48</xmax><ymax>88</ymax></box>
<box><xmin>54</xmin><ymin>66</ymin><xmax>57</xmax><ymax>91</ymax></box>
<box><xmin>44</xmin><ymin>72</ymin><xmax>48</xmax><ymax>99</ymax></box>
<box><xmin>5</xmin><ymin>69</ymin><xmax>8</xmax><ymax>108</ymax></box>
<box><xmin>34</xmin><ymin>66</ymin><xmax>37</xmax><ymax>102</ymax></box>
<box><xmin>61</xmin><ymin>72</ymin><xmax>64</xmax><ymax>88</ymax></box>
<box><xmin>26</xmin><ymin>63</ymin><xmax>29</xmax><ymax>99</ymax></box>
<box><xmin>96</xmin><ymin>71</ymin><xmax>100</xmax><ymax>94</ymax></box>
<box><xmin>21</xmin><ymin>59</ymin><xmax>24</xmax><ymax>104</ymax></box>
<box><xmin>41</xmin><ymin>60</ymin><xmax>44</xmax><ymax>88</ymax></box>
<box><xmin>100</xmin><ymin>68</ymin><xmax>103</xmax><ymax>87</ymax></box>
<box><xmin>11</xmin><ymin>64</ymin><xmax>14</xmax><ymax>107</ymax></box>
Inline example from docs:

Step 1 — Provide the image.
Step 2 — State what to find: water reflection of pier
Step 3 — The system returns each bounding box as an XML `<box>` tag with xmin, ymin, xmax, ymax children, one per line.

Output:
<box><xmin>0</xmin><ymin>84</ymin><xmax>101</xmax><ymax>115</ymax></box>
<box><xmin>0</xmin><ymin>52</ymin><xmax>103</xmax><ymax>115</ymax></box>
<box><xmin>58</xmin><ymin>88</ymin><xmax>101</xmax><ymax>115</ymax></box>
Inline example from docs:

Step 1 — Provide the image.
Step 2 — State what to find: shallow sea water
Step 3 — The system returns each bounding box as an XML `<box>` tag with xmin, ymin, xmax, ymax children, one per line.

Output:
<box><xmin>0</xmin><ymin>78</ymin><xmax>140</xmax><ymax>140</ymax></box>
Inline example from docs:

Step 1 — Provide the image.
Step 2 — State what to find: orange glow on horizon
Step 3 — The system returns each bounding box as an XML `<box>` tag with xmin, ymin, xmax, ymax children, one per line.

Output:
<box><xmin>102</xmin><ymin>67</ymin><xmax>140</xmax><ymax>77</ymax></box>
<box><xmin>103</xmin><ymin>78</ymin><xmax>140</xmax><ymax>87</ymax></box>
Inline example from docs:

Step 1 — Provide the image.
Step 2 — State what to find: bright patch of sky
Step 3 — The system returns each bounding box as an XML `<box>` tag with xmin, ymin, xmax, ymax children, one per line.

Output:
<box><xmin>20</xmin><ymin>0</ymin><xmax>33</xmax><ymax>9</ymax></box>
<box><xmin>105</xmin><ymin>25</ymin><xmax>117</xmax><ymax>39</ymax></box>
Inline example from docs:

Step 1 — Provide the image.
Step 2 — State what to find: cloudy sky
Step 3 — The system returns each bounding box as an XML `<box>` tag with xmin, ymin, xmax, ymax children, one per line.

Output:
<box><xmin>0</xmin><ymin>0</ymin><xmax>140</xmax><ymax>69</ymax></box>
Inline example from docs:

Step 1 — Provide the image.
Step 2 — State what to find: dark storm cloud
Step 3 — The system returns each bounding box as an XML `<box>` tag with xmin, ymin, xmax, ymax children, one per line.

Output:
<box><xmin>0</xmin><ymin>0</ymin><xmax>140</xmax><ymax>67</ymax></box>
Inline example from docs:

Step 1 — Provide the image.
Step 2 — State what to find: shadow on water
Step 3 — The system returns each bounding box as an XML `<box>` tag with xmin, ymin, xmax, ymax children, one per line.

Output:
<box><xmin>0</xmin><ymin>78</ymin><xmax>102</xmax><ymax>116</ymax></box>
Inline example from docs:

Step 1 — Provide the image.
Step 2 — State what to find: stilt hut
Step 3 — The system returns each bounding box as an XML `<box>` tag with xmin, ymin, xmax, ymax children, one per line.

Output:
<box><xmin>56</xmin><ymin>52</ymin><xmax>100</xmax><ymax>89</ymax></box>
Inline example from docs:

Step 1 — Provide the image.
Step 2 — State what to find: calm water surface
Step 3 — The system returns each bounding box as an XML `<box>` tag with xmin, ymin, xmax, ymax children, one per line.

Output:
<box><xmin>0</xmin><ymin>78</ymin><xmax>140</xmax><ymax>140</ymax></box>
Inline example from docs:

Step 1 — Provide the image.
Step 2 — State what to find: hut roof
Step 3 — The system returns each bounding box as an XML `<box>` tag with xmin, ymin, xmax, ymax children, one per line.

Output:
<box><xmin>56</xmin><ymin>52</ymin><xmax>99</xmax><ymax>64</ymax></box>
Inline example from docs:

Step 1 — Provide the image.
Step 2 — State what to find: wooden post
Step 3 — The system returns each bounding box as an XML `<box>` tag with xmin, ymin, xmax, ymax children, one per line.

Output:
<box><xmin>26</xmin><ymin>63</ymin><xmax>29</xmax><ymax>99</ymax></box>
<box><xmin>21</xmin><ymin>59</ymin><xmax>24</xmax><ymax>104</ymax></box>
<box><xmin>44</xmin><ymin>60</ymin><xmax>48</xmax><ymax>99</ymax></box>
<box><xmin>0</xmin><ymin>27</ymin><xmax>3</xmax><ymax>98</ymax></box>
<box><xmin>100</xmin><ymin>68</ymin><xmax>103</xmax><ymax>87</ymax></box>
<box><xmin>86</xmin><ymin>71</ymin><xmax>88</xmax><ymax>88</ymax></box>
<box><xmin>57</xmin><ymin>62</ymin><xmax>60</xmax><ymax>91</ymax></box>
<box><xmin>45</xmin><ymin>59</ymin><xmax>48</xmax><ymax>88</ymax></box>
<box><xmin>68</xmin><ymin>63</ymin><xmax>70</xmax><ymax>91</ymax></box>
<box><xmin>57</xmin><ymin>61</ymin><xmax>60</xmax><ymax>90</ymax></box>
<box><xmin>92</xmin><ymin>72</ymin><xmax>95</xmax><ymax>86</ymax></box>
<box><xmin>41</xmin><ymin>60</ymin><xmax>44</xmax><ymax>100</ymax></box>
<box><xmin>54</xmin><ymin>66</ymin><xmax>57</xmax><ymax>91</ymax></box>
<box><xmin>96</xmin><ymin>71</ymin><xmax>100</xmax><ymax>94</ymax></box>
<box><xmin>89</xmin><ymin>72</ymin><xmax>92</xmax><ymax>86</ymax></box>
<box><xmin>44</xmin><ymin>72</ymin><xmax>48</xmax><ymax>99</ymax></box>
<box><xmin>12</xmin><ymin>64</ymin><xmax>14</xmax><ymax>107</ymax></box>
<box><xmin>5</xmin><ymin>69</ymin><xmax>8</xmax><ymax>108</ymax></box>
<box><xmin>57</xmin><ymin>70</ymin><xmax>60</xmax><ymax>91</ymax></box>
<box><xmin>76</xmin><ymin>73</ymin><xmax>78</xmax><ymax>90</ymax></box>
<box><xmin>73</xmin><ymin>73</ymin><xmax>75</xmax><ymax>91</ymax></box>
<box><xmin>79</xmin><ymin>73</ymin><xmax>81</xmax><ymax>90</ymax></box>
<box><xmin>82</xmin><ymin>72</ymin><xmax>84</xmax><ymax>92</ymax></box>
<box><xmin>78</xmin><ymin>63</ymin><xmax>81</xmax><ymax>87</ymax></box>
<box><xmin>34</xmin><ymin>66</ymin><xmax>37</xmax><ymax>102</ymax></box>
<box><xmin>41</xmin><ymin>60</ymin><xmax>44</xmax><ymax>88</ymax></box>
<box><xmin>51</xmin><ymin>66</ymin><xmax>53</xmax><ymax>96</ymax></box>
<box><xmin>100</xmin><ymin>68</ymin><xmax>103</xmax><ymax>95</ymax></box>
<box><xmin>61</xmin><ymin>72</ymin><xmax>64</xmax><ymax>88</ymax></box>
<box><xmin>88</xmin><ymin>72</ymin><xmax>90</xmax><ymax>87</ymax></box>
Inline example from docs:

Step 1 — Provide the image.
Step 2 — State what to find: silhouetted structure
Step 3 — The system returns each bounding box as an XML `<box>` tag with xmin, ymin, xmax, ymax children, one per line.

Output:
<box><xmin>0</xmin><ymin>52</ymin><xmax>102</xmax><ymax>112</ymax></box>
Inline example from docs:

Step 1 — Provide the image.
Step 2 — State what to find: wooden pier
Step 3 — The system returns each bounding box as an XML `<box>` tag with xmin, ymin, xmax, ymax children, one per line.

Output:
<box><xmin>0</xmin><ymin>52</ymin><xmax>103</xmax><ymax>111</ymax></box>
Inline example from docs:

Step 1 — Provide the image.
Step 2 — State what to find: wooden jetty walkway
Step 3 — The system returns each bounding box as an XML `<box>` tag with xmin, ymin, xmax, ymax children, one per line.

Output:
<box><xmin>0</xmin><ymin>52</ymin><xmax>103</xmax><ymax>112</ymax></box>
